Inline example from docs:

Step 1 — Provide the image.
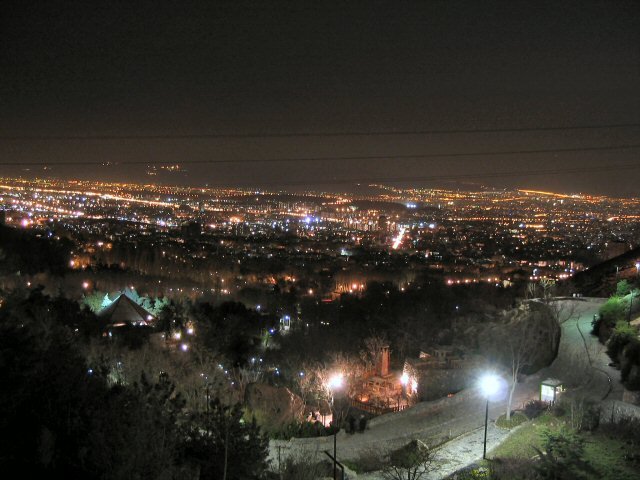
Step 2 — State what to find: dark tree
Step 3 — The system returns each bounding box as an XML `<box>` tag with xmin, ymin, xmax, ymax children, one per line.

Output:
<box><xmin>183</xmin><ymin>399</ymin><xmax>269</xmax><ymax>480</ymax></box>
<box><xmin>0</xmin><ymin>289</ymin><xmax>190</xmax><ymax>479</ymax></box>
<box><xmin>194</xmin><ymin>301</ymin><xmax>276</xmax><ymax>367</ymax></box>
<box><xmin>82</xmin><ymin>374</ymin><xmax>186</xmax><ymax>480</ymax></box>
<box><xmin>0</xmin><ymin>224</ymin><xmax>72</xmax><ymax>275</ymax></box>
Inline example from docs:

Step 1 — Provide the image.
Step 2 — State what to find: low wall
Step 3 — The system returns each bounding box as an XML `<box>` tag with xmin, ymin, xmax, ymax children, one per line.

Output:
<box><xmin>622</xmin><ymin>389</ymin><xmax>640</xmax><ymax>405</ymax></box>
<box><xmin>417</xmin><ymin>368</ymin><xmax>472</xmax><ymax>401</ymax></box>
<box><xmin>599</xmin><ymin>399</ymin><xmax>640</xmax><ymax>423</ymax></box>
<box><xmin>368</xmin><ymin>387</ymin><xmax>477</xmax><ymax>429</ymax></box>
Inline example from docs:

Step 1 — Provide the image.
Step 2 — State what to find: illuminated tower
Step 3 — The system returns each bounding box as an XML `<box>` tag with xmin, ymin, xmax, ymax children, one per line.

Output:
<box><xmin>380</xmin><ymin>345</ymin><xmax>390</xmax><ymax>376</ymax></box>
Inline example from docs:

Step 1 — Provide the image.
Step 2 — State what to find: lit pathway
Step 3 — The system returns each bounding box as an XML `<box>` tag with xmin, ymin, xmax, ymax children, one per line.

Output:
<box><xmin>540</xmin><ymin>297</ymin><xmax>620</xmax><ymax>401</ymax></box>
<box><xmin>357</xmin><ymin>423</ymin><xmax>514</xmax><ymax>480</ymax></box>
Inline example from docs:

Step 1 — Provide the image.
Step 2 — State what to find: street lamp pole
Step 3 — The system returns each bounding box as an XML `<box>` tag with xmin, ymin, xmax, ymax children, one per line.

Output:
<box><xmin>479</xmin><ymin>374</ymin><xmax>500</xmax><ymax>461</ymax></box>
<box><xmin>483</xmin><ymin>397</ymin><xmax>489</xmax><ymax>459</ymax></box>
<box><xmin>333</xmin><ymin>430</ymin><xmax>337</xmax><ymax>480</ymax></box>
<box><xmin>328</xmin><ymin>373</ymin><xmax>343</xmax><ymax>480</ymax></box>
<box><xmin>328</xmin><ymin>391</ymin><xmax>337</xmax><ymax>480</ymax></box>
<box><xmin>632</xmin><ymin>262</ymin><xmax>640</xmax><ymax>323</ymax></box>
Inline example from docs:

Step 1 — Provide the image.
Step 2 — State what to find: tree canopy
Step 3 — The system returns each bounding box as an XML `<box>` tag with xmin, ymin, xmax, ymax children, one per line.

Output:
<box><xmin>0</xmin><ymin>289</ymin><xmax>270</xmax><ymax>478</ymax></box>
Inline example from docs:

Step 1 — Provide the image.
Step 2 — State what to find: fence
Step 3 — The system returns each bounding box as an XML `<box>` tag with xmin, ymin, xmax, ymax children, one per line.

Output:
<box><xmin>349</xmin><ymin>398</ymin><xmax>409</xmax><ymax>416</ymax></box>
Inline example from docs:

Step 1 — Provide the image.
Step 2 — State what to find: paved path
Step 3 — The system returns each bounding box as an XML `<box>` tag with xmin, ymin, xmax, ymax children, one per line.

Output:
<box><xmin>269</xmin><ymin>374</ymin><xmax>539</xmax><ymax>462</ymax></box>
<box><xmin>541</xmin><ymin>297</ymin><xmax>621</xmax><ymax>401</ymax></box>
<box><xmin>269</xmin><ymin>298</ymin><xmax>611</xmax><ymax>478</ymax></box>
<box><xmin>357</xmin><ymin>423</ymin><xmax>514</xmax><ymax>480</ymax></box>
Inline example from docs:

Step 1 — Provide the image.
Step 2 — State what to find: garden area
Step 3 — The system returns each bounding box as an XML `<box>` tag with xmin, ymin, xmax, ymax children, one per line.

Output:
<box><xmin>466</xmin><ymin>399</ymin><xmax>640</xmax><ymax>480</ymax></box>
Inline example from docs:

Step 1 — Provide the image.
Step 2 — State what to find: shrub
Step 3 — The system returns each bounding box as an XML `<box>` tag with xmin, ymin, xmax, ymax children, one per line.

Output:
<box><xmin>358</xmin><ymin>415</ymin><xmax>368</xmax><ymax>432</ymax></box>
<box><xmin>621</xmin><ymin>338</ymin><xmax>640</xmax><ymax>390</ymax></box>
<box><xmin>534</xmin><ymin>428</ymin><xmax>593</xmax><ymax>479</ymax></box>
<box><xmin>496</xmin><ymin>412</ymin><xmax>528</xmax><ymax>429</ymax></box>
<box><xmin>599</xmin><ymin>417</ymin><xmax>640</xmax><ymax>444</ymax></box>
<box><xmin>348</xmin><ymin>446</ymin><xmax>387</xmax><ymax>473</ymax></box>
<box><xmin>616</xmin><ymin>280</ymin><xmax>632</xmax><ymax>297</ymax></box>
<box><xmin>383</xmin><ymin>439</ymin><xmax>435</xmax><ymax>480</ymax></box>
<box><xmin>523</xmin><ymin>400</ymin><xmax>548</xmax><ymax>419</ymax></box>
<box><xmin>550</xmin><ymin>401</ymin><xmax>566</xmax><ymax>418</ymax></box>
<box><xmin>606</xmin><ymin>321</ymin><xmax>636</xmax><ymax>362</ymax></box>
<box><xmin>490</xmin><ymin>458</ymin><xmax>539</xmax><ymax>480</ymax></box>
<box><xmin>270</xmin><ymin>420</ymin><xmax>334</xmax><ymax>440</ymax></box>
<box><xmin>453</xmin><ymin>465</ymin><xmax>494</xmax><ymax>479</ymax></box>
<box><xmin>566</xmin><ymin>398</ymin><xmax>600</xmax><ymax>432</ymax></box>
<box><xmin>279</xmin><ymin>455</ymin><xmax>333</xmax><ymax>480</ymax></box>
<box><xmin>591</xmin><ymin>314</ymin><xmax>602</xmax><ymax>336</ymax></box>
<box><xmin>599</xmin><ymin>297</ymin><xmax>627</xmax><ymax>330</ymax></box>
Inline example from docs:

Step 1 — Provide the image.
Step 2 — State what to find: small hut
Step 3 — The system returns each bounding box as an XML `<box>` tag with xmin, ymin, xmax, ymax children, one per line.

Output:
<box><xmin>540</xmin><ymin>378</ymin><xmax>564</xmax><ymax>404</ymax></box>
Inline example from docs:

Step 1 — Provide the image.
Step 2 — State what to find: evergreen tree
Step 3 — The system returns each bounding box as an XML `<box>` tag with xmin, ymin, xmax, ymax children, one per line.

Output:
<box><xmin>183</xmin><ymin>399</ymin><xmax>269</xmax><ymax>480</ymax></box>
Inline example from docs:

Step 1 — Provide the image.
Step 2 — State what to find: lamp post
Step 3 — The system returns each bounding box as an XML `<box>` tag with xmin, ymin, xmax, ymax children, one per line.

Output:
<box><xmin>479</xmin><ymin>374</ymin><xmax>500</xmax><ymax>460</ymax></box>
<box><xmin>628</xmin><ymin>263</ymin><xmax>639</xmax><ymax>323</ymax></box>
<box><xmin>328</xmin><ymin>373</ymin><xmax>344</xmax><ymax>480</ymax></box>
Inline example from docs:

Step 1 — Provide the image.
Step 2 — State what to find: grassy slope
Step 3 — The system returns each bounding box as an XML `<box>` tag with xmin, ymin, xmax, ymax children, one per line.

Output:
<box><xmin>489</xmin><ymin>413</ymin><xmax>639</xmax><ymax>480</ymax></box>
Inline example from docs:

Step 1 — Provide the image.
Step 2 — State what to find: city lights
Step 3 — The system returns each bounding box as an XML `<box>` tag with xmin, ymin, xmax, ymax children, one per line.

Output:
<box><xmin>0</xmin><ymin>3</ymin><xmax>637</xmax><ymax>476</ymax></box>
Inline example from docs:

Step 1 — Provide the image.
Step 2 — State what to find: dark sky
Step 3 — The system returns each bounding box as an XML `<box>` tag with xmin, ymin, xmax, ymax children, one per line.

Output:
<box><xmin>1</xmin><ymin>1</ymin><xmax>639</xmax><ymax>195</ymax></box>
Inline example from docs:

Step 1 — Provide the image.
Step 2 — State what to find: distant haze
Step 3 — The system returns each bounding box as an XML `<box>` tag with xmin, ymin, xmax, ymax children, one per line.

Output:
<box><xmin>1</xmin><ymin>2</ymin><xmax>638</xmax><ymax>195</ymax></box>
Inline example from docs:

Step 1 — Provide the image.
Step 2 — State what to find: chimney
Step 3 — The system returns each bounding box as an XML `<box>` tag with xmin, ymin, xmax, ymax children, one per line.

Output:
<box><xmin>380</xmin><ymin>345</ymin><xmax>390</xmax><ymax>376</ymax></box>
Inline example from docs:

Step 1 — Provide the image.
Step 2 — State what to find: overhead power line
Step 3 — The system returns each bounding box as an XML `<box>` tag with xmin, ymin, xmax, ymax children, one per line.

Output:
<box><xmin>198</xmin><ymin>162</ymin><xmax>640</xmax><ymax>187</ymax></box>
<box><xmin>0</xmin><ymin>122</ymin><xmax>639</xmax><ymax>140</ymax></box>
<box><xmin>1</xmin><ymin>143</ymin><xmax>639</xmax><ymax>167</ymax></box>
<box><xmin>8</xmin><ymin>163</ymin><xmax>622</xmax><ymax>188</ymax></box>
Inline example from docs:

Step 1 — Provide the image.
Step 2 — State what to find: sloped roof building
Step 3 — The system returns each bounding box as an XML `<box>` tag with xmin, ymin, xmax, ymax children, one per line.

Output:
<box><xmin>98</xmin><ymin>293</ymin><xmax>156</xmax><ymax>327</ymax></box>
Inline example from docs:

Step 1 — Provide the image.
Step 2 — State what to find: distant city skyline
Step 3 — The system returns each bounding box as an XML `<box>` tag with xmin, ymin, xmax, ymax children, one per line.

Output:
<box><xmin>2</xmin><ymin>168</ymin><xmax>640</xmax><ymax>199</ymax></box>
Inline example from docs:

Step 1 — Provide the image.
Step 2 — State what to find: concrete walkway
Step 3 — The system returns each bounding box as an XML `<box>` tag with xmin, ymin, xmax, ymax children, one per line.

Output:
<box><xmin>357</xmin><ymin>423</ymin><xmax>515</xmax><ymax>480</ymax></box>
<box><xmin>541</xmin><ymin>297</ymin><xmax>621</xmax><ymax>401</ymax></box>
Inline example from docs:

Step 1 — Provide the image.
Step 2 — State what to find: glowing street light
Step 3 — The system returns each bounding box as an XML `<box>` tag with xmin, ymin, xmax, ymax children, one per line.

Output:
<box><xmin>480</xmin><ymin>374</ymin><xmax>500</xmax><ymax>398</ymax></box>
<box><xmin>328</xmin><ymin>373</ymin><xmax>344</xmax><ymax>390</ymax></box>
<box><xmin>479</xmin><ymin>374</ymin><xmax>501</xmax><ymax>459</ymax></box>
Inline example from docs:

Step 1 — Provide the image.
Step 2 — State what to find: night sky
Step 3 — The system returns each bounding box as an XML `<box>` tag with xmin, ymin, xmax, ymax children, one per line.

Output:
<box><xmin>1</xmin><ymin>1</ymin><xmax>639</xmax><ymax>195</ymax></box>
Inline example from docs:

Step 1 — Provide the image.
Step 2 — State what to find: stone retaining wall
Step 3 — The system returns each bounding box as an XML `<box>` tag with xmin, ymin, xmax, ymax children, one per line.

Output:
<box><xmin>599</xmin><ymin>399</ymin><xmax>640</xmax><ymax>423</ymax></box>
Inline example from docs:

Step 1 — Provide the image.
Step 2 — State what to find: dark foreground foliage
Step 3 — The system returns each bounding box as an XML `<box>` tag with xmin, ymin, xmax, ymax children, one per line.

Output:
<box><xmin>0</xmin><ymin>289</ymin><xmax>269</xmax><ymax>479</ymax></box>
